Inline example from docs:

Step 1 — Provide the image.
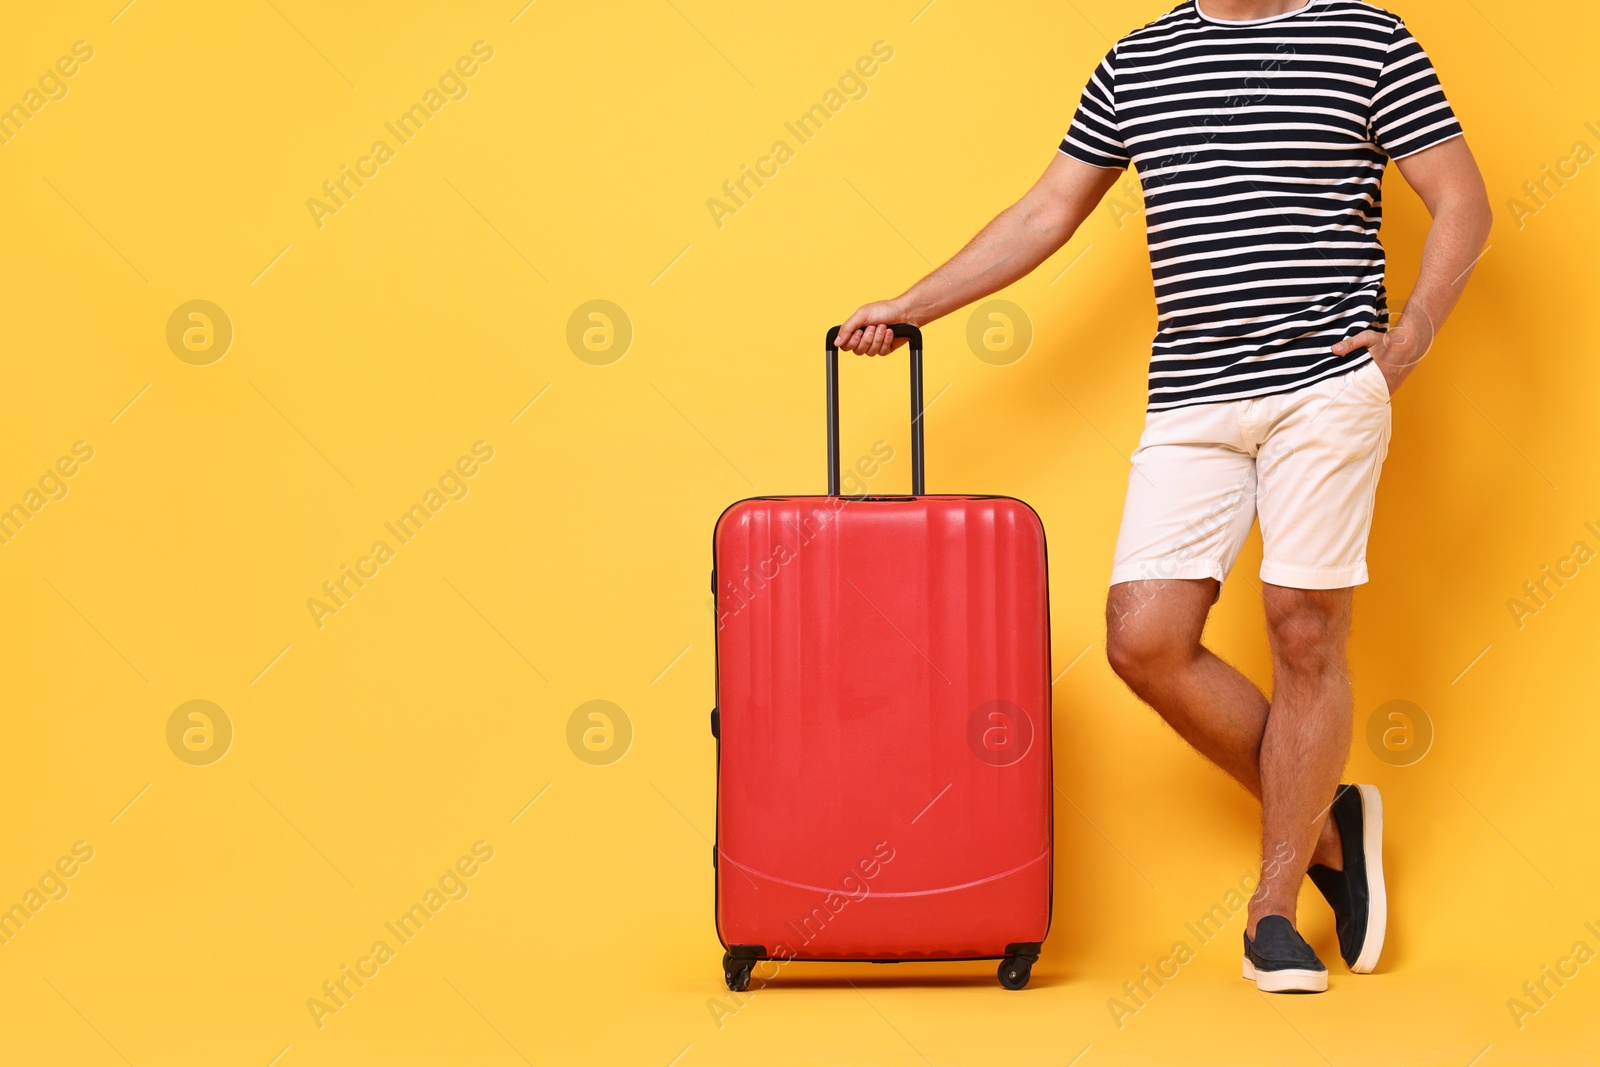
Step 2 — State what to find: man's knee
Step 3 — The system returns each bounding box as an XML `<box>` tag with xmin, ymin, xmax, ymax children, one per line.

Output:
<box><xmin>1106</xmin><ymin>630</ymin><xmax>1172</xmax><ymax>690</ymax></box>
<box><xmin>1264</xmin><ymin>587</ymin><xmax>1351</xmax><ymax>678</ymax></box>
<box><xmin>1105</xmin><ymin>583</ymin><xmax>1204</xmax><ymax>688</ymax></box>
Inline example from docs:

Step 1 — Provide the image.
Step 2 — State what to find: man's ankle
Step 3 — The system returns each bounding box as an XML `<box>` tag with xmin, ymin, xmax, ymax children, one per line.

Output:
<box><xmin>1313</xmin><ymin>816</ymin><xmax>1344</xmax><ymax>871</ymax></box>
<box><xmin>1246</xmin><ymin>907</ymin><xmax>1296</xmax><ymax>939</ymax></box>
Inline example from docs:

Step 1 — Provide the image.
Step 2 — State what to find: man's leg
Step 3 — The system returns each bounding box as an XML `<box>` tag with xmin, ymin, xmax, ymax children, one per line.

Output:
<box><xmin>1246</xmin><ymin>584</ymin><xmax>1354</xmax><ymax>936</ymax></box>
<box><xmin>1104</xmin><ymin>579</ymin><xmax>1343</xmax><ymax>875</ymax></box>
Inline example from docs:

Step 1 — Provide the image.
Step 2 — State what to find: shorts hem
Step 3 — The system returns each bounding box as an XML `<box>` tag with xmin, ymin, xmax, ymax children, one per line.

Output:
<box><xmin>1259</xmin><ymin>560</ymin><xmax>1369</xmax><ymax>590</ymax></box>
<box><xmin>1109</xmin><ymin>560</ymin><xmax>1227</xmax><ymax>587</ymax></box>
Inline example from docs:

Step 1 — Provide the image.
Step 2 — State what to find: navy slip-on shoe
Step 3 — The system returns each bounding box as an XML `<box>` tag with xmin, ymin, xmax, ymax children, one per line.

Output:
<box><xmin>1308</xmin><ymin>782</ymin><xmax>1387</xmax><ymax>973</ymax></box>
<box><xmin>1243</xmin><ymin>915</ymin><xmax>1328</xmax><ymax>993</ymax></box>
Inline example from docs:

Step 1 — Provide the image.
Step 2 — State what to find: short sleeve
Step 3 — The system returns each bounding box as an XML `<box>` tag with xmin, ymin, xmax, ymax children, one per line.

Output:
<box><xmin>1060</xmin><ymin>48</ymin><xmax>1129</xmax><ymax>170</ymax></box>
<box><xmin>1370</xmin><ymin>21</ymin><xmax>1463</xmax><ymax>159</ymax></box>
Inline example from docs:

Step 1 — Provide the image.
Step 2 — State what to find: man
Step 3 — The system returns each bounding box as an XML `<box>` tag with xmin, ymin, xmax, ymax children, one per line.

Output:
<box><xmin>836</xmin><ymin>0</ymin><xmax>1491</xmax><ymax>992</ymax></box>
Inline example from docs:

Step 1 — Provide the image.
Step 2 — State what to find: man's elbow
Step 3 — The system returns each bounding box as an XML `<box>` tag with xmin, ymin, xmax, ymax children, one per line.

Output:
<box><xmin>1015</xmin><ymin>198</ymin><xmax>1073</xmax><ymax>249</ymax></box>
<box><xmin>1440</xmin><ymin>175</ymin><xmax>1494</xmax><ymax>249</ymax></box>
<box><xmin>1469</xmin><ymin>185</ymin><xmax>1494</xmax><ymax>244</ymax></box>
<box><xmin>1459</xmin><ymin>189</ymin><xmax>1494</xmax><ymax>253</ymax></box>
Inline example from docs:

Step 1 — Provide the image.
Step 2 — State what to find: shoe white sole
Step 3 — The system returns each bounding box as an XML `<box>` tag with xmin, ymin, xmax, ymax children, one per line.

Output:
<box><xmin>1243</xmin><ymin>957</ymin><xmax>1329</xmax><ymax>993</ymax></box>
<box><xmin>1350</xmin><ymin>783</ymin><xmax>1387</xmax><ymax>974</ymax></box>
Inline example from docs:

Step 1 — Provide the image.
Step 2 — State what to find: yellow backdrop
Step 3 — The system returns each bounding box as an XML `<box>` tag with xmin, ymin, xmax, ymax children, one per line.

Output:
<box><xmin>2</xmin><ymin>1</ymin><xmax>1596</xmax><ymax>1064</ymax></box>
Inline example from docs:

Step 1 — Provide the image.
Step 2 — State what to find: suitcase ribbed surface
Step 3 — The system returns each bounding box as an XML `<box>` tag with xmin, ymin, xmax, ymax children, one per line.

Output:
<box><xmin>714</xmin><ymin>494</ymin><xmax>1052</xmax><ymax>960</ymax></box>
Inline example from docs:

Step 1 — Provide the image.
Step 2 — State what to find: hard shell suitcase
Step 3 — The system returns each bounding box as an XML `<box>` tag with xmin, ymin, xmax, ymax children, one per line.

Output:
<box><xmin>711</xmin><ymin>325</ymin><xmax>1053</xmax><ymax>991</ymax></box>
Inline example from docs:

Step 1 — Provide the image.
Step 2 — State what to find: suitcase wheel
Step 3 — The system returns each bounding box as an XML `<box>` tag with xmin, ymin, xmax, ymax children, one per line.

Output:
<box><xmin>998</xmin><ymin>956</ymin><xmax>1032</xmax><ymax>991</ymax></box>
<box><xmin>722</xmin><ymin>951</ymin><xmax>755</xmax><ymax>992</ymax></box>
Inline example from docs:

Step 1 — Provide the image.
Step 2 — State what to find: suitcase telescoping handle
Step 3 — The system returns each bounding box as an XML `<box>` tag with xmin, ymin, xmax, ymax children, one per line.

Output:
<box><xmin>824</xmin><ymin>323</ymin><xmax>925</xmax><ymax>496</ymax></box>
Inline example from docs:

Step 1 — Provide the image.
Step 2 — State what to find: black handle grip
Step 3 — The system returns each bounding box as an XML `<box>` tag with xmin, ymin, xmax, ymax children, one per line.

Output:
<box><xmin>824</xmin><ymin>323</ymin><xmax>924</xmax><ymax>496</ymax></box>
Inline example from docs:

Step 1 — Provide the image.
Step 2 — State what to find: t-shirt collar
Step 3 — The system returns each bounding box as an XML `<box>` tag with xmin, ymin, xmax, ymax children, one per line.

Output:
<box><xmin>1193</xmin><ymin>0</ymin><xmax>1320</xmax><ymax>26</ymax></box>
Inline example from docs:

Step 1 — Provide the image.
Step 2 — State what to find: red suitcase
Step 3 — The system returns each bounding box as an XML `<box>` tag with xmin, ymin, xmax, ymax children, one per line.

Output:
<box><xmin>712</xmin><ymin>324</ymin><xmax>1053</xmax><ymax>991</ymax></box>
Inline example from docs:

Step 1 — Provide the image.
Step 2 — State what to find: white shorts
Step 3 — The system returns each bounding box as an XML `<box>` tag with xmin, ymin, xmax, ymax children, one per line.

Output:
<box><xmin>1111</xmin><ymin>360</ymin><xmax>1393</xmax><ymax>591</ymax></box>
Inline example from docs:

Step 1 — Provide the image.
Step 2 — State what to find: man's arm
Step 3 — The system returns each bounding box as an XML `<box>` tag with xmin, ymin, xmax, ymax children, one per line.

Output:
<box><xmin>836</xmin><ymin>154</ymin><xmax>1122</xmax><ymax>355</ymax></box>
<box><xmin>1331</xmin><ymin>136</ymin><xmax>1493</xmax><ymax>393</ymax></box>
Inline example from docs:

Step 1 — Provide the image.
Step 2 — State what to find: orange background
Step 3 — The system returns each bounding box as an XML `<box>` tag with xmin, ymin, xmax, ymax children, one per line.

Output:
<box><xmin>1</xmin><ymin>1</ymin><xmax>1596</xmax><ymax>1064</ymax></box>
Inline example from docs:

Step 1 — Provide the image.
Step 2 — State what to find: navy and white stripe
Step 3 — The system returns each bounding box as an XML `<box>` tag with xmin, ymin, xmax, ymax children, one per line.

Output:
<box><xmin>1061</xmin><ymin>0</ymin><xmax>1462</xmax><ymax>410</ymax></box>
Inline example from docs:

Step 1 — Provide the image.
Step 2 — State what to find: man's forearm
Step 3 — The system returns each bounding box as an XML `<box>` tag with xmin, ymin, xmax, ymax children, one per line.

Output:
<box><xmin>1400</xmin><ymin>194</ymin><xmax>1493</xmax><ymax>340</ymax></box>
<box><xmin>836</xmin><ymin>156</ymin><xmax>1121</xmax><ymax>354</ymax></box>
<box><xmin>1336</xmin><ymin>139</ymin><xmax>1493</xmax><ymax>379</ymax></box>
<box><xmin>1389</xmin><ymin>138</ymin><xmax>1494</xmax><ymax>352</ymax></box>
<box><xmin>897</xmin><ymin>199</ymin><xmax>1074</xmax><ymax>325</ymax></box>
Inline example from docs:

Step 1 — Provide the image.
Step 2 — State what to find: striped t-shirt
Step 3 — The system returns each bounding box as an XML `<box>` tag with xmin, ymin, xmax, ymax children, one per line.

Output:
<box><xmin>1061</xmin><ymin>0</ymin><xmax>1463</xmax><ymax>410</ymax></box>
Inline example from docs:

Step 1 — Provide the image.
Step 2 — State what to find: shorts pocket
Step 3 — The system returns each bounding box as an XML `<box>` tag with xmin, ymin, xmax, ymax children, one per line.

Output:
<box><xmin>1362</xmin><ymin>360</ymin><xmax>1393</xmax><ymax>404</ymax></box>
